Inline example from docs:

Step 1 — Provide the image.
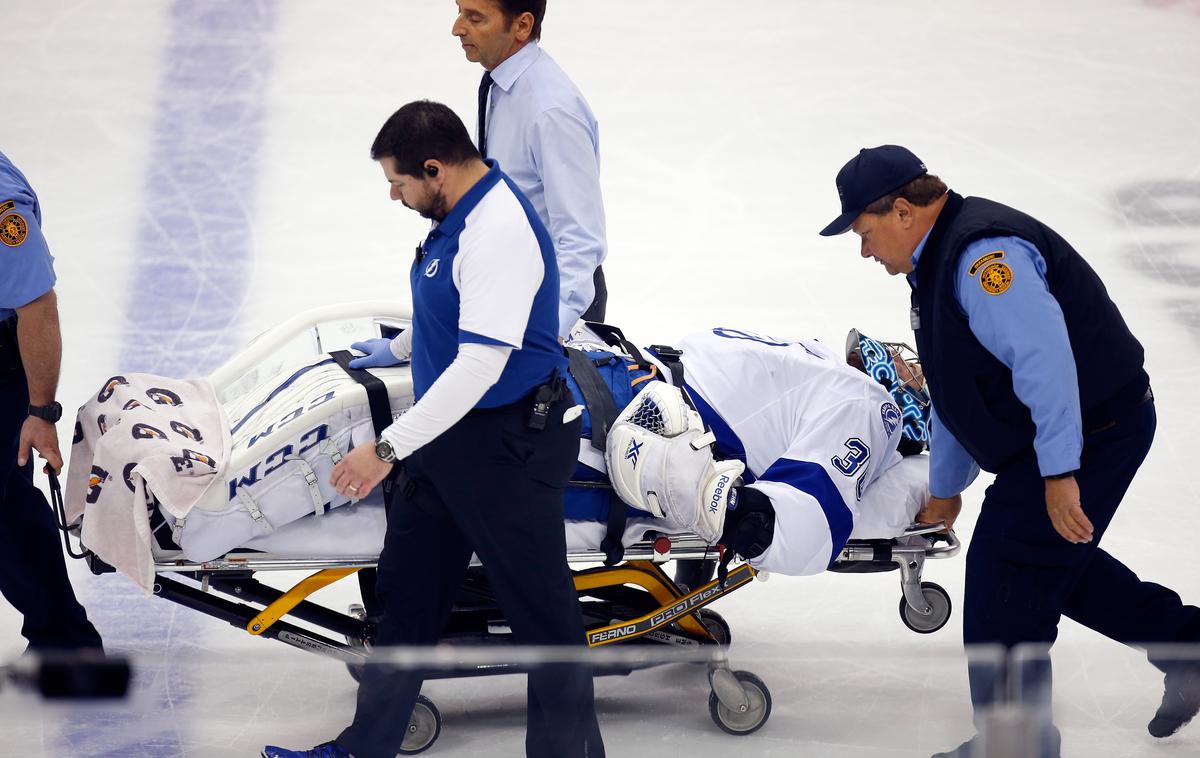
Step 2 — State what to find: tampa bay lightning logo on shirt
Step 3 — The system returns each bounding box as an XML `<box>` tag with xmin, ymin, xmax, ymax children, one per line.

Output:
<box><xmin>424</xmin><ymin>258</ymin><xmax>440</xmax><ymax>278</ymax></box>
<box><xmin>881</xmin><ymin>402</ymin><xmax>902</xmax><ymax>437</ymax></box>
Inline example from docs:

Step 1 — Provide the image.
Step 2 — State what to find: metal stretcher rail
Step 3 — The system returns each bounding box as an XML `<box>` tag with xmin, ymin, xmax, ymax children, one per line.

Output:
<box><xmin>152</xmin><ymin>532</ymin><xmax>720</xmax><ymax>574</ymax></box>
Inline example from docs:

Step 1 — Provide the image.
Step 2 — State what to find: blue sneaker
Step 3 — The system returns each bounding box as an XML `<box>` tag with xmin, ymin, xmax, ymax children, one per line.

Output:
<box><xmin>261</xmin><ymin>741</ymin><xmax>351</xmax><ymax>758</ymax></box>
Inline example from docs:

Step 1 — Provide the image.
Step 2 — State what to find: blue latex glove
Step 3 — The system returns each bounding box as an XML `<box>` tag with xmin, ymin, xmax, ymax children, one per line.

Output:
<box><xmin>348</xmin><ymin>338</ymin><xmax>405</xmax><ymax>369</ymax></box>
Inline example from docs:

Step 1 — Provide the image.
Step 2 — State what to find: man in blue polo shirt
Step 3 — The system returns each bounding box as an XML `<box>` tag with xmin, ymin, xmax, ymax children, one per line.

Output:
<box><xmin>263</xmin><ymin>101</ymin><xmax>603</xmax><ymax>758</ymax></box>
<box><xmin>0</xmin><ymin>151</ymin><xmax>103</xmax><ymax>654</ymax></box>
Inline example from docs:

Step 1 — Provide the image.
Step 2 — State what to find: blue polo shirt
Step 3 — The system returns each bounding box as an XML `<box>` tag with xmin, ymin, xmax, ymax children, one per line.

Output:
<box><xmin>0</xmin><ymin>152</ymin><xmax>56</xmax><ymax>321</ymax></box>
<box><xmin>410</xmin><ymin>160</ymin><xmax>567</xmax><ymax>408</ymax></box>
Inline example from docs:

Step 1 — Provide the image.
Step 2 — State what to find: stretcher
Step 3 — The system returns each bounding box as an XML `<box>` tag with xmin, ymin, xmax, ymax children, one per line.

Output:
<box><xmin>57</xmin><ymin>303</ymin><xmax>961</xmax><ymax>754</ymax></box>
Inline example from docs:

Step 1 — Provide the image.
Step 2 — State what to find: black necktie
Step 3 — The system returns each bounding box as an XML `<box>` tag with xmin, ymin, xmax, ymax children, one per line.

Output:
<box><xmin>477</xmin><ymin>71</ymin><xmax>494</xmax><ymax>159</ymax></box>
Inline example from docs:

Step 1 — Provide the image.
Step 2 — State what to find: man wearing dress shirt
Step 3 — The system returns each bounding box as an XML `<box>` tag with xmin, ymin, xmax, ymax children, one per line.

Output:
<box><xmin>453</xmin><ymin>0</ymin><xmax>608</xmax><ymax>338</ymax></box>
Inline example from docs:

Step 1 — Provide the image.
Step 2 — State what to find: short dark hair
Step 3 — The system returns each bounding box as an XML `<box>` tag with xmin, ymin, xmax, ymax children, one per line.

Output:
<box><xmin>863</xmin><ymin>174</ymin><xmax>949</xmax><ymax>215</ymax></box>
<box><xmin>370</xmin><ymin>100</ymin><xmax>480</xmax><ymax>177</ymax></box>
<box><xmin>499</xmin><ymin>0</ymin><xmax>546</xmax><ymax>41</ymax></box>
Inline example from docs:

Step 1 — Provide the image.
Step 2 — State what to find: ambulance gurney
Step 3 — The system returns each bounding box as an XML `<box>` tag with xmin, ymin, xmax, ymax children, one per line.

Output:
<box><xmin>57</xmin><ymin>303</ymin><xmax>959</xmax><ymax>752</ymax></box>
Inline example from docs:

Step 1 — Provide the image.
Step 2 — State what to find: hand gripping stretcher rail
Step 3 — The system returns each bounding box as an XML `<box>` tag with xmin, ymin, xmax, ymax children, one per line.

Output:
<box><xmin>54</xmin><ymin>302</ymin><xmax>960</xmax><ymax>754</ymax></box>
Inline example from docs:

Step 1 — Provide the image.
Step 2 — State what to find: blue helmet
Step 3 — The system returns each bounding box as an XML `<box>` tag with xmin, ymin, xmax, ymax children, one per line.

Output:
<box><xmin>846</xmin><ymin>329</ymin><xmax>930</xmax><ymax>449</ymax></box>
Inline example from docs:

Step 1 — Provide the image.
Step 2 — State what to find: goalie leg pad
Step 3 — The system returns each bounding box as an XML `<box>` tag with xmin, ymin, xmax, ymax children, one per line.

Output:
<box><xmin>606</xmin><ymin>421</ymin><xmax>745</xmax><ymax>542</ymax></box>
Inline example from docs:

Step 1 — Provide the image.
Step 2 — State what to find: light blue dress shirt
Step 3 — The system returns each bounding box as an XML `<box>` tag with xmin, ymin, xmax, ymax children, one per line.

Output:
<box><xmin>910</xmin><ymin>233</ymin><xmax>1082</xmax><ymax>497</ymax></box>
<box><xmin>0</xmin><ymin>151</ymin><xmax>56</xmax><ymax>321</ymax></box>
<box><xmin>483</xmin><ymin>42</ymin><xmax>607</xmax><ymax>338</ymax></box>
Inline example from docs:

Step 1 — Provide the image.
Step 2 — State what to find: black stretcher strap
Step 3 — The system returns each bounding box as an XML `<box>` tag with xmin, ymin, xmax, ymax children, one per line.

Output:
<box><xmin>646</xmin><ymin>345</ymin><xmax>686</xmax><ymax>389</ymax></box>
<box><xmin>572</xmin><ymin>326</ymin><xmax>695</xmax><ymax>567</ymax></box>
<box><xmin>564</xmin><ymin>347</ymin><xmax>627</xmax><ymax>566</ymax></box>
<box><xmin>566</xmin><ymin>345</ymin><xmax>633</xmax><ymax>566</ymax></box>
<box><xmin>566</xmin><ymin>348</ymin><xmax>619</xmax><ymax>452</ymax></box>
<box><xmin>584</xmin><ymin>322</ymin><xmax>652</xmax><ymax>369</ymax></box>
<box><xmin>330</xmin><ymin>350</ymin><xmax>393</xmax><ymax>437</ymax></box>
<box><xmin>330</xmin><ymin>350</ymin><xmax>400</xmax><ymax>517</ymax></box>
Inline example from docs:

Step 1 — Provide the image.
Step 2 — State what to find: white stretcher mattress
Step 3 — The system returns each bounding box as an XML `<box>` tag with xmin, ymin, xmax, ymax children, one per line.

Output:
<box><xmin>154</xmin><ymin>454</ymin><xmax>929</xmax><ymax>566</ymax></box>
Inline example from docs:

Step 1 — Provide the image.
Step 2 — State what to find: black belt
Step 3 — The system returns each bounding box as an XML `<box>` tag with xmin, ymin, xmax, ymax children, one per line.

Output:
<box><xmin>1083</xmin><ymin>372</ymin><xmax>1153</xmax><ymax>435</ymax></box>
<box><xmin>465</xmin><ymin>372</ymin><xmax>568</xmax><ymax>429</ymax></box>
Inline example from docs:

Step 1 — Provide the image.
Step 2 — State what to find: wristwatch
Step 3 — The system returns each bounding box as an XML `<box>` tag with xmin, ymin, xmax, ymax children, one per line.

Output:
<box><xmin>375</xmin><ymin>438</ymin><xmax>397</xmax><ymax>463</ymax></box>
<box><xmin>28</xmin><ymin>402</ymin><xmax>63</xmax><ymax>423</ymax></box>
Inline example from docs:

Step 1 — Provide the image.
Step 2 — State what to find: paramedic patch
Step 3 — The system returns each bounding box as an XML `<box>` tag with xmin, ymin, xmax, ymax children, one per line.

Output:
<box><xmin>968</xmin><ymin>250</ymin><xmax>1004</xmax><ymax>276</ymax></box>
<box><xmin>980</xmin><ymin>262</ymin><xmax>1013</xmax><ymax>295</ymax></box>
<box><xmin>0</xmin><ymin>211</ymin><xmax>28</xmax><ymax>247</ymax></box>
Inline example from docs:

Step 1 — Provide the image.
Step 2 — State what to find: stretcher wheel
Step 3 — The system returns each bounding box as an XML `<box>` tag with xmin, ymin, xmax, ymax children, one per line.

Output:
<box><xmin>708</xmin><ymin>670</ymin><xmax>771</xmax><ymax>736</ymax></box>
<box><xmin>697</xmin><ymin>609</ymin><xmax>732</xmax><ymax>646</ymax></box>
<box><xmin>899</xmin><ymin>581</ymin><xmax>952</xmax><ymax>634</ymax></box>
<box><xmin>397</xmin><ymin>694</ymin><xmax>441</xmax><ymax>755</ymax></box>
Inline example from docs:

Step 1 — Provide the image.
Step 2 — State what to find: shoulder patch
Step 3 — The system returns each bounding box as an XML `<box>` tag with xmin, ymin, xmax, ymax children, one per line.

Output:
<box><xmin>0</xmin><ymin>212</ymin><xmax>28</xmax><ymax>247</ymax></box>
<box><xmin>968</xmin><ymin>250</ymin><xmax>1004</xmax><ymax>276</ymax></box>
<box><xmin>980</xmin><ymin>261</ymin><xmax>1013</xmax><ymax>295</ymax></box>
<box><xmin>0</xmin><ymin>200</ymin><xmax>14</xmax><ymax>215</ymax></box>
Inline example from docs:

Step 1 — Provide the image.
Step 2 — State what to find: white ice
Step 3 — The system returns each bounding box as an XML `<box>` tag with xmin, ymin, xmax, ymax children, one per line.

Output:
<box><xmin>3</xmin><ymin>0</ymin><xmax>1200</xmax><ymax>755</ymax></box>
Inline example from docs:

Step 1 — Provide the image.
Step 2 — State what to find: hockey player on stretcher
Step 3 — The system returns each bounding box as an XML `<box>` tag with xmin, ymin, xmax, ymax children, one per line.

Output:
<box><xmin>65</xmin><ymin>322</ymin><xmax>932</xmax><ymax>588</ymax></box>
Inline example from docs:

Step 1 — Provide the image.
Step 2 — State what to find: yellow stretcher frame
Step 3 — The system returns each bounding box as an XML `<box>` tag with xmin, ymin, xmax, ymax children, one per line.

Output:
<box><xmin>242</xmin><ymin>560</ymin><xmax>757</xmax><ymax>646</ymax></box>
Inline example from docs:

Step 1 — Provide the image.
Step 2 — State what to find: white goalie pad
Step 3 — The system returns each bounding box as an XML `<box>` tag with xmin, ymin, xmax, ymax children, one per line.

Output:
<box><xmin>605</xmin><ymin>383</ymin><xmax>744</xmax><ymax>542</ymax></box>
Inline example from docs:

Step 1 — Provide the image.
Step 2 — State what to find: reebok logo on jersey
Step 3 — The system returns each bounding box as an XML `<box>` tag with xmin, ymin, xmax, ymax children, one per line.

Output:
<box><xmin>624</xmin><ymin>438</ymin><xmax>643</xmax><ymax>467</ymax></box>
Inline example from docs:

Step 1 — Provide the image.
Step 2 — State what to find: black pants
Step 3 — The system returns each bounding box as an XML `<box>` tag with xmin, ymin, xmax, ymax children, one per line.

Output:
<box><xmin>964</xmin><ymin>394</ymin><xmax>1200</xmax><ymax>720</ymax></box>
<box><xmin>580</xmin><ymin>266</ymin><xmax>607</xmax><ymax>324</ymax></box>
<box><xmin>338</xmin><ymin>393</ymin><xmax>604</xmax><ymax>758</ymax></box>
<box><xmin>0</xmin><ymin>332</ymin><xmax>102</xmax><ymax>651</ymax></box>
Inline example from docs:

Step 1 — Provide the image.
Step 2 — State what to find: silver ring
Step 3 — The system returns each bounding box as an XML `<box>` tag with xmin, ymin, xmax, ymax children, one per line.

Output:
<box><xmin>348</xmin><ymin>485</ymin><xmax>359</xmax><ymax>494</ymax></box>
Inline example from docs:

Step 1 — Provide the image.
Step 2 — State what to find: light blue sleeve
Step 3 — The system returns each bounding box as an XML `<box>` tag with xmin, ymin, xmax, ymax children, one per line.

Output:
<box><xmin>955</xmin><ymin>236</ymin><xmax>1082</xmax><ymax>477</ymax></box>
<box><xmin>528</xmin><ymin>107</ymin><xmax>607</xmax><ymax>337</ymax></box>
<box><xmin>0</xmin><ymin>190</ymin><xmax>56</xmax><ymax>312</ymax></box>
<box><xmin>928</xmin><ymin>403</ymin><xmax>981</xmax><ymax>498</ymax></box>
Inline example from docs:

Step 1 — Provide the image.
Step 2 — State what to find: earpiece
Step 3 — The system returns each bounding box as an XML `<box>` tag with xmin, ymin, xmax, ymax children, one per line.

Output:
<box><xmin>424</xmin><ymin>164</ymin><xmax>439</xmax><ymax>177</ymax></box>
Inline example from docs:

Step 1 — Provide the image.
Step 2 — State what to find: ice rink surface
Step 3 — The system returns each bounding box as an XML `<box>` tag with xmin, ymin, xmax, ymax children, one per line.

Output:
<box><xmin>3</xmin><ymin>0</ymin><xmax>1200</xmax><ymax>755</ymax></box>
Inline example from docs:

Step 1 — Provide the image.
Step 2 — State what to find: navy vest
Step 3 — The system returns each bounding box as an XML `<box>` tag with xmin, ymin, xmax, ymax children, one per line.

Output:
<box><xmin>912</xmin><ymin>191</ymin><xmax>1146</xmax><ymax>472</ymax></box>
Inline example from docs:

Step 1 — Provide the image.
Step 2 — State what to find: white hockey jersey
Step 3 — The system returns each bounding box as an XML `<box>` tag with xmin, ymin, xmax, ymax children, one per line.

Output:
<box><xmin>672</xmin><ymin>328</ymin><xmax>907</xmax><ymax>576</ymax></box>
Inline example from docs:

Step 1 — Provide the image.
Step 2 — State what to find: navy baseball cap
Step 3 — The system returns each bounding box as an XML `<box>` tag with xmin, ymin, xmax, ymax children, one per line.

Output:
<box><xmin>819</xmin><ymin>145</ymin><xmax>928</xmax><ymax>237</ymax></box>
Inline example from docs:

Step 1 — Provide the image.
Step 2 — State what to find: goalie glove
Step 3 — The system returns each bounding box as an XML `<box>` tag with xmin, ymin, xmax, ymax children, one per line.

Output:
<box><xmin>605</xmin><ymin>382</ymin><xmax>745</xmax><ymax>543</ymax></box>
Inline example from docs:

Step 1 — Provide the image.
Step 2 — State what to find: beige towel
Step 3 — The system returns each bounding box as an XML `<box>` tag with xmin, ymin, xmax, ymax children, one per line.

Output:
<box><xmin>65</xmin><ymin>374</ymin><xmax>230</xmax><ymax>593</ymax></box>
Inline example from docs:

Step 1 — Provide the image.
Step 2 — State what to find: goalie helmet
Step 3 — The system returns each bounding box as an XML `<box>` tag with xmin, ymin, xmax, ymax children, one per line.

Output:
<box><xmin>846</xmin><ymin>328</ymin><xmax>930</xmax><ymax>448</ymax></box>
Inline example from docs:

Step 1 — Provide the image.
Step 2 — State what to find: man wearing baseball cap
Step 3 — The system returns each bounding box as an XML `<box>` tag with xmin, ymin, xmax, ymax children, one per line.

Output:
<box><xmin>821</xmin><ymin>146</ymin><xmax>1200</xmax><ymax>757</ymax></box>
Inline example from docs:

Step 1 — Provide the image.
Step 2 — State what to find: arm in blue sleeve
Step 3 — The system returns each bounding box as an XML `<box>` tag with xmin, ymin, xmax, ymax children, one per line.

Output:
<box><xmin>928</xmin><ymin>403</ymin><xmax>980</xmax><ymax>497</ymax></box>
<box><xmin>528</xmin><ymin>108</ymin><xmax>608</xmax><ymax>337</ymax></box>
<box><xmin>0</xmin><ymin>192</ymin><xmax>56</xmax><ymax>310</ymax></box>
<box><xmin>956</xmin><ymin>236</ymin><xmax>1082</xmax><ymax>477</ymax></box>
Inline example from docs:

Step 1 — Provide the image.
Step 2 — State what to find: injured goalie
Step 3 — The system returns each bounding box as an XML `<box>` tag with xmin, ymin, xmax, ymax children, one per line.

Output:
<box><xmin>64</xmin><ymin>315</ymin><xmax>932</xmax><ymax>590</ymax></box>
<box><xmin>559</xmin><ymin>324</ymin><xmax>931</xmax><ymax>577</ymax></box>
